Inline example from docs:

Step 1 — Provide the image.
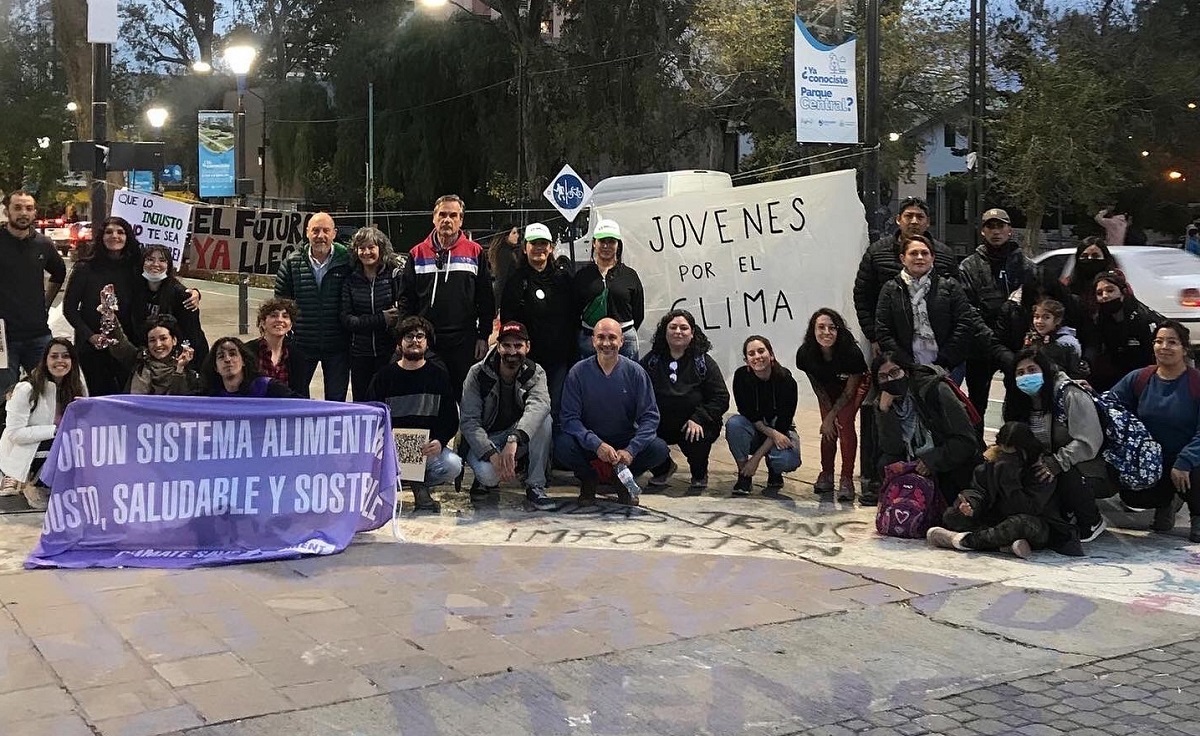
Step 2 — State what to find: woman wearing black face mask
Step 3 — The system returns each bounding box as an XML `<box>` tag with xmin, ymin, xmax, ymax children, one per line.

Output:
<box><xmin>867</xmin><ymin>352</ymin><xmax>982</xmax><ymax>505</ymax></box>
<box><xmin>1083</xmin><ymin>270</ymin><xmax>1161</xmax><ymax>392</ymax></box>
<box><xmin>1064</xmin><ymin>237</ymin><xmax>1112</xmax><ymax>311</ymax></box>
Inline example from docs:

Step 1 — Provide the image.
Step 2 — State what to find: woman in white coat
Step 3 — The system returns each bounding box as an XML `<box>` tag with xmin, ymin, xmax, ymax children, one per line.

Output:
<box><xmin>0</xmin><ymin>338</ymin><xmax>88</xmax><ymax>509</ymax></box>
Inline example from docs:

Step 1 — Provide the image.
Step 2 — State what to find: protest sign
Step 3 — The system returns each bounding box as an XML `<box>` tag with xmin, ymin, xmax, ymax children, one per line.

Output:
<box><xmin>185</xmin><ymin>205</ymin><xmax>312</xmax><ymax>275</ymax></box>
<box><xmin>25</xmin><ymin>395</ymin><xmax>398</xmax><ymax>569</ymax></box>
<box><xmin>111</xmin><ymin>189</ymin><xmax>194</xmax><ymax>269</ymax></box>
<box><xmin>392</xmin><ymin>428</ymin><xmax>429</xmax><ymax>484</ymax></box>
<box><xmin>595</xmin><ymin>169</ymin><xmax>868</xmax><ymax>377</ymax></box>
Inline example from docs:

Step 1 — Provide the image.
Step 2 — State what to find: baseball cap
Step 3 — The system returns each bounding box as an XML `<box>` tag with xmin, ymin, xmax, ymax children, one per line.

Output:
<box><xmin>981</xmin><ymin>208</ymin><xmax>1011</xmax><ymax>224</ymax></box>
<box><xmin>524</xmin><ymin>223</ymin><xmax>552</xmax><ymax>242</ymax></box>
<box><xmin>592</xmin><ymin>219</ymin><xmax>622</xmax><ymax>241</ymax></box>
<box><xmin>498</xmin><ymin>321</ymin><xmax>530</xmax><ymax>342</ymax></box>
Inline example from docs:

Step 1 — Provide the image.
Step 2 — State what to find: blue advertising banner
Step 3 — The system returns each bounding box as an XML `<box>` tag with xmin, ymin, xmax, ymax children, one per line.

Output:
<box><xmin>129</xmin><ymin>170</ymin><xmax>155</xmax><ymax>193</ymax></box>
<box><xmin>26</xmin><ymin>396</ymin><xmax>398</xmax><ymax>569</ymax></box>
<box><xmin>794</xmin><ymin>17</ymin><xmax>858</xmax><ymax>144</ymax></box>
<box><xmin>197</xmin><ymin>110</ymin><xmax>236</xmax><ymax>197</ymax></box>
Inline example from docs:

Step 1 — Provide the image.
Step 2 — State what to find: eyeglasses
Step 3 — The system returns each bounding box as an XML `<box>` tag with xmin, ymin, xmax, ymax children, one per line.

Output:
<box><xmin>668</xmin><ymin>360</ymin><xmax>679</xmax><ymax>383</ymax></box>
<box><xmin>878</xmin><ymin>368</ymin><xmax>905</xmax><ymax>381</ymax></box>
<box><xmin>402</xmin><ymin>333</ymin><xmax>427</xmax><ymax>343</ymax></box>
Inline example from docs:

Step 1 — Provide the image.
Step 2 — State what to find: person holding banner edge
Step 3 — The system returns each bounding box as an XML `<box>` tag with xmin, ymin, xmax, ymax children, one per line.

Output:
<box><xmin>0</xmin><ymin>338</ymin><xmax>87</xmax><ymax>510</ymax></box>
<box><xmin>573</xmin><ymin>219</ymin><xmax>644</xmax><ymax>361</ymax></box>
<box><xmin>274</xmin><ymin>212</ymin><xmax>352</xmax><ymax>401</ymax></box>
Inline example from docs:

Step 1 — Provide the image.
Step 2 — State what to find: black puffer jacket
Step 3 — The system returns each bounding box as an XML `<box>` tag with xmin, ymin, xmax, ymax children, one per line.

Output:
<box><xmin>958</xmin><ymin>242</ymin><xmax>1035</xmax><ymax>328</ymax></box>
<box><xmin>853</xmin><ymin>231</ymin><xmax>958</xmax><ymax>341</ymax></box>
<box><xmin>501</xmin><ymin>262</ymin><xmax>578</xmax><ymax>368</ymax></box>
<box><xmin>340</xmin><ymin>261</ymin><xmax>403</xmax><ymax>359</ymax></box>
<box><xmin>274</xmin><ymin>244</ymin><xmax>352</xmax><ymax>354</ymax></box>
<box><xmin>1082</xmin><ymin>298</ymin><xmax>1163</xmax><ymax>392</ymax></box>
<box><xmin>875</xmin><ymin>273</ymin><xmax>977</xmax><ymax>369</ymax></box>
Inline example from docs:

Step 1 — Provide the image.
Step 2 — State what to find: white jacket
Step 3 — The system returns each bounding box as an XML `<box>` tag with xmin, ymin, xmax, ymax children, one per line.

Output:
<box><xmin>0</xmin><ymin>382</ymin><xmax>62</xmax><ymax>481</ymax></box>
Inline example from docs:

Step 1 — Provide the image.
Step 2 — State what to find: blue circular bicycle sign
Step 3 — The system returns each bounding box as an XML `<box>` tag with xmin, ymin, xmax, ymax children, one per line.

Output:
<box><xmin>543</xmin><ymin>164</ymin><xmax>593</xmax><ymax>223</ymax></box>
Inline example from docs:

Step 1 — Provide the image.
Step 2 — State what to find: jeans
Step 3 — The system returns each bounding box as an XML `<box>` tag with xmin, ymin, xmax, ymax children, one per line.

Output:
<box><xmin>0</xmin><ymin>334</ymin><xmax>51</xmax><ymax>397</ymax></box>
<box><xmin>552</xmin><ymin>431</ymin><xmax>670</xmax><ymax>482</ymax></box>
<box><xmin>465</xmin><ymin>415</ymin><xmax>552</xmax><ymax>488</ymax></box>
<box><xmin>578</xmin><ymin>327</ymin><xmax>639</xmax><ymax>361</ymax></box>
<box><xmin>416</xmin><ymin>447</ymin><xmax>463</xmax><ymax>488</ymax></box>
<box><xmin>542</xmin><ymin>361</ymin><xmax>570</xmax><ymax>428</ymax></box>
<box><xmin>295</xmin><ymin>349</ymin><xmax>351</xmax><ymax>402</ymax></box>
<box><xmin>724</xmin><ymin>414</ymin><xmax>801</xmax><ymax>473</ymax></box>
<box><xmin>349</xmin><ymin>353</ymin><xmax>393</xmax><ymax>402</ymax></box>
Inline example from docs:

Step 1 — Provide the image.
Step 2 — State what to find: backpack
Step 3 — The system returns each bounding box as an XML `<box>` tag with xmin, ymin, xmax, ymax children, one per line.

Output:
<box><xmin>941</xmin><ymin>376</ymin><xmax>982</xmax><ymax>429</ymax></box>
<box><xmin>875</xmin><ymin>462</ymin><xmax>946</xmax><ymax>539</ymax></box>
<box><xmin>1054</xmin><ymin>380</ymin><xmax>1162</xmax><ymax>491</ymax></box>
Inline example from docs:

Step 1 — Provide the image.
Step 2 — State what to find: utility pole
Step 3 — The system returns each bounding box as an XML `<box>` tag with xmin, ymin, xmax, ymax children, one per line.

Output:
<box><xmin>862</xmin><ymin>0</ymin><xmax>881</xmax><ymax>226</ymax></box>
<box><xmin>90</xmin><ymin>42</ymin><xmax>110</xmax><ymax>222</ymax></box>
<box><xmin>367</xmin><ymin>82</ymin><xmax>375</xmax><ymax>226</ymax></box>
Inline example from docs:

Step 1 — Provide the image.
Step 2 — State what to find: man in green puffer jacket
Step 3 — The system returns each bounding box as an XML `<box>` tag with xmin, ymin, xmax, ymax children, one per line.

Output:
<box><xmin>274</xmin><ymin>212</ymin><xmax>352</xmax><ymax>400</ymax></box>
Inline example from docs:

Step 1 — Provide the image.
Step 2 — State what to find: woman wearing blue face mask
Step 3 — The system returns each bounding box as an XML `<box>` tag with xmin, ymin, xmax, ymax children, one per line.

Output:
<box><xmin>1003</xmin><ymin>347</ymin><xmax>1112</xmax><ymax>544</ymax></box>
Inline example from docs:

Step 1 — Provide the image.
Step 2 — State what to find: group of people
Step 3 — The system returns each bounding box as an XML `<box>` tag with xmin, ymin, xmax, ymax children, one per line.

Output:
<box><xmin>852</xmin><ymin>198</ymin><xmax>1200</xmax><ymax>553</ymax></box>
<box><xmin>2</xmin><ymin>188</ymin><xmax>1198</xmax><ymax>554</ymax></box>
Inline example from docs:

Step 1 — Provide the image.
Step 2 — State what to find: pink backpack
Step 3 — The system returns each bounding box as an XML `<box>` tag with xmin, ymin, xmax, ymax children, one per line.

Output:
<box><xmin>875</xmin><ymin>462</ymin><xmax>946</xmax><ymax>539</ymax></box>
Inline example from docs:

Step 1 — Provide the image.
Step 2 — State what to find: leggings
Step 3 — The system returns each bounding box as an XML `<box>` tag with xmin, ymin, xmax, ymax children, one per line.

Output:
<box><xmin>943</xmin><ymin>507</ymin><xmax>1051</xmax><ymax>550</ymax></box>
<box><xmin>817</xmin><ymin>379</ymin><xmax>869</xmax><ymax>479</ymax></box>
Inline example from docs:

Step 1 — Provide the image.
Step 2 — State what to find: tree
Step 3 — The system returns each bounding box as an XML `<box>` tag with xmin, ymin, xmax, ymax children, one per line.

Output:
<box><xmin>119</xmin><ymin>0</ymin><xmax>220</xmax><ymax>70</ymax></box>
<box><xmin>0</xmin><ymin>1</ymin><xmax>70</xmax><ymax>198</ymax></box>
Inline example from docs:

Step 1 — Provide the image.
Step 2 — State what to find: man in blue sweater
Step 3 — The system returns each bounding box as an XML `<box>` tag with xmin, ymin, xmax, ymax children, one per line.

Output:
<box><xmin>555</xmin><ymin>318</ymin><xmax>669</xmax><ymax>505</ymax></box>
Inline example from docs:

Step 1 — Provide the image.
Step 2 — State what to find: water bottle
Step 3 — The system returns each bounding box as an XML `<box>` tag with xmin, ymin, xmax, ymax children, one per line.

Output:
<box><xmin>614</xmin><ymin>462</ymin><xmax>641</xmax><ymax>500</ymax></box>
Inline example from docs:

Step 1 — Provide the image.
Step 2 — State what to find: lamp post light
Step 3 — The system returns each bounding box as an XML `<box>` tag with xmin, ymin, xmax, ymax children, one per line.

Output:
<box><xmin>223</xmin><ymin>39</ymin><xmax>257</xmax><ymax>208</ymax></box>
<box><xmin>145</xmin><ymin>107</ymin><xmax>169</xmax><ymax>129</ymax></box>
<box><xmin>222</xmin><ymin>36</ymin><xmax>257</xmax><ymax>335</ymax></box>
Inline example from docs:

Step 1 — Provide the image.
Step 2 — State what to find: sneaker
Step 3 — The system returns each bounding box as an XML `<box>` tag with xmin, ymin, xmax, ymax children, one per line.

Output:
<box><xmin>732</xmin><ymin>475</ymin><xmax>753</xmax><ymax>497</ymax></box>
<box><xmin>1079</xmin><ymin>518</ymin><xmax>1107</xmax><ymax>543</ymax></box>
<box><xmin>859</xmin><ymin>489</ymin><xmax>879</xmax><ymax>507</ymax></box>
<box><xmin>836</xmin><ymin>477</ymin><xmax>856</xmax><ymax>503</ymax></box>
<box><xmin>647</xmin><ymin>459</ymin><xmax>677</xmax><ymax>488</ymax></box>
<box><xmin>1010</xmin><ymin>539</ymin><xmax>1033</xmax><ymax>559</ymax></box>
<box><xmin>688</xmin><ymin>476</ymin><xmax>708</xmax><ymax>492</ymax></box>
<box><xmin>577</xmin><ymin>479</ymin><xmax>598</xmax><ymax>506</ymax></box>
<box><xmin>1152</xmin><ymin>495</ymin><xmax>1185</xmax><ymax>532</ymax></box>
<box><xmin>1191</xmin><ymin>516</ymin><xmax>1200</xmax><ymax>544</ymax></box>
<box><xmin>525</xmin><ymin>486</ymin><xmax>556</xmax><ymax>511</ymax></box>
<box><xmin>0</xmin><ymin>475</ymin><xmax>19</xmax><ymax>497</ymax></box>
<box><xmin>813</xmin><ymin>472</ymin><xmax>834</xmax><ymax>494</ymax></box>
<box><xmin>411</xmin><ymin>484</ymin><xmax>441</xmax><ymax>512</ymax></box>
<box><xmin>765</xmin><ymin>470</ymin><xmax>785</xmax><ymax>490</ymax></box>
<box><xmin>615</xmin><ymin>486</ymin><xmax>639</xmax><ymax>507</ymax></box>
<box><xmin>21</xmin><ymin>483</ymin><xmax>48</xmax><ymax>511</ymax></box>
<box><xmin>1121</xmin><ymin>498</ymin><xmax>1152</xmax><ymax>513</ymax></box>
<box><xmin>926</xmin><ymin>526</ymin><xmax>967</xmax><ymax>551</ymax></box>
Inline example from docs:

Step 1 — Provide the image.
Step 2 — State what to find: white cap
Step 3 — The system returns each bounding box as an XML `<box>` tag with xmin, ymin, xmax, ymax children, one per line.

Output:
<box><xmin>524</xmin><ymin>223</ymin><xmax>552</xmax><ymax>242</ymax></box>
<box><xmin>592</xmin><ymin>219</ymin><xmax>621</xmax><ymax>241</ymax></box>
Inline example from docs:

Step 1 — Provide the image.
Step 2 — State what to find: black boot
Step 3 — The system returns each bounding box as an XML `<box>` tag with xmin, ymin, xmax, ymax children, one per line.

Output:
<box><xmin>411</xmin><ymin>484</ymin><xmax>441</xmax><ymax>512</ymax></box>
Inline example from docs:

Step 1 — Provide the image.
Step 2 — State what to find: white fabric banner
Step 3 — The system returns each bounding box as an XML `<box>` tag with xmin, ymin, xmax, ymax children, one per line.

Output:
<box><xmin>111</xmin><ymin>190</ymin><xmax>194</xmax><ymax>269</ymax></box>
<box><xmin>596</xmin><ymin>170</ymin><xmax>869</xmax><ymax>378</ymax></box>
<box><xmin>794</xmin><ymin>16</ymin><xmax>859</xmax><ymax>144</ymax></box>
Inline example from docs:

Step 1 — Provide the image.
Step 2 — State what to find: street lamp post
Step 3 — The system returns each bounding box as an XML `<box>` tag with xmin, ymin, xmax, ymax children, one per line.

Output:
<box><xmin>222</xmin><ymin>38</ymin><xmax>257</xmax><ymax>335</ymax></box>
<box><xmin>145</xmin><ymin>107</ymin><xmax>169</xmax><ymax>192</ymax></box>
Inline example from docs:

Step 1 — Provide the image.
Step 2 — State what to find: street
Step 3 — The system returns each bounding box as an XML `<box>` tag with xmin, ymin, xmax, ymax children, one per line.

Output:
<box><xmin>3</xmin><ymin>279</ymin><xmax>1198</xmax><ymax>736</ymax></box>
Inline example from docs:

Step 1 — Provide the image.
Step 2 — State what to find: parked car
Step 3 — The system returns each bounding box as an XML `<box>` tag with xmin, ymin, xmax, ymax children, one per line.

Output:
<box><xmin>1034</xmin><ymin>245</ymin><xmax>1200</xmax><ymax>347</ymax></box>
<box><xmin>66</xmin><ymin>221</ymin><xmax>92</xmax><ymax>259</ymax></box>
<box><xmin>36</xmin><ymin>216</ymin><xmax>72</xmax><ymax>255</ymax></box>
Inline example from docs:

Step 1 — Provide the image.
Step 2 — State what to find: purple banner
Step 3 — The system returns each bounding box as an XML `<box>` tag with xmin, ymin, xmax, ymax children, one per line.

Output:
<box><xmin>25</xmin><ymin>395</ymin><xmax>398</xmax><ymax>569</ymax></box>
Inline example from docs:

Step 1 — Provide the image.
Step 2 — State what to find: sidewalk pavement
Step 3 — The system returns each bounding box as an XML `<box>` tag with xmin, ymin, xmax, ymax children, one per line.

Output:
<box><xmin>3</xmin><ymin>277</ymin><xmax>1194</xmax><ymax>735</ymax></box>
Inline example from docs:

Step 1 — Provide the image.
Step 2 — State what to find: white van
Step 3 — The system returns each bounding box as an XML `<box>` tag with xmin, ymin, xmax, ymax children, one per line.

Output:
<box><xmin>560</xmin><ymin>170</ymin><xmax>734</xmax><ymax>261</ymax></box>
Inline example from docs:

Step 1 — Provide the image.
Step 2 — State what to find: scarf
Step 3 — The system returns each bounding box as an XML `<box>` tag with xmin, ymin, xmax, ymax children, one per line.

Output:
<box><xmin>131</xmin><ymin>356</ymin><xmax>179</xmax><ymax>395</ymax></box>
<box><xmin>900</xmin><ymin>271</ymin><xmax>938</xmax><ymax>364</ymax></box>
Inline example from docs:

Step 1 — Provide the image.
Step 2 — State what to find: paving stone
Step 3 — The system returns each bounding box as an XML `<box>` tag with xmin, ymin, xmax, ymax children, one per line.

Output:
<box><xmin>6</xmin><ymin>713</ymin><xmax>94</xmax><ymax>736</ymax></box>
<box><xmin>965</xmin><ymin>718</ymin><xmax>1008</xmax><ymax>735</ymax></box>
<box><xmin>74</xmin><ymin>677</ymin><xmax>180</xmax><ymax>721</ymax></box>
<box><xmin>93</xmin><ymin>704</ymin><xmax>204</xmax><ymax>736</ymax></box>
<box><xmin>0</xmin><ymin>684</ymin><xmax>76</xmax><ymax>721</ymax></box>
<box><xmin>177</xmin><ymin>673</ymin><xmax>290</xmax><ymax>723</ymax></box>
<box><xmin>153</xmin><ymin>652</ymin><xmax>253</xmax><ymax>687</ymax></box>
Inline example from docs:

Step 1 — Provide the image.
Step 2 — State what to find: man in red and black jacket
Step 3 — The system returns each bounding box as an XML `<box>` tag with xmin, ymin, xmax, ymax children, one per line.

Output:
<box><xmin>397</xmin><ymin>195</ymin><xmax>496</xmax><ymax>400</ymax></box>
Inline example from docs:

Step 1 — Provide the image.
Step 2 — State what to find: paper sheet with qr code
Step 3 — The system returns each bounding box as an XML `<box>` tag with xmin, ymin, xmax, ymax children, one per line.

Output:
<box><xmin>0</xmin><ymin>319</ymin><xmax>7</xmax><ymax>371</ymax></box>
<box><xmin>392</xmin><ymin>428</ymin><xmax>429</xmax><ymax>484</ymax></box>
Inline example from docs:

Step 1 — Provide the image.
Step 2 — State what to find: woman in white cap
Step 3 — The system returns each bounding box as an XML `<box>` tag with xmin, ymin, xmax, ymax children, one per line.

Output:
<box><xmin>572</xmin><ymin>218</ymin><xmax>645</xmax><ymax>360</ymax></box>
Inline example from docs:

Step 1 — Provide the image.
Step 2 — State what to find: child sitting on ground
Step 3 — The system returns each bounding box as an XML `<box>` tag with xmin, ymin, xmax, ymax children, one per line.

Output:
<box><xmin>1024</xmin><ymin>299</ymin><xmax>1085</xmax><ymax>377</ymax></box>
<box><xmin>926</xmin><ymin>421</ymin><xmax>1081</xmax><ymax>558</ymax></box>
